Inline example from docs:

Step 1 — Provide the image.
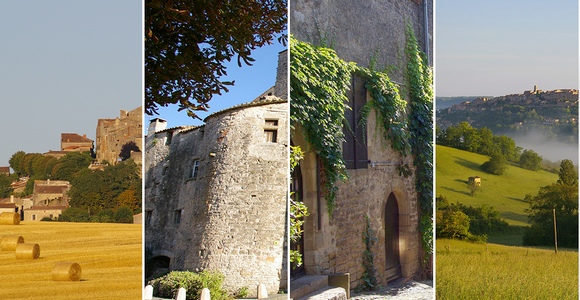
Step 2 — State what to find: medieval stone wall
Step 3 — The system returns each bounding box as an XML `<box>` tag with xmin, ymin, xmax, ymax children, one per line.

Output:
<box><xmin>291</xmin><ymin>0</ymin><xmax>433</xmax><ymax>82</ymax></box>
<box><xmin>291</xmin><ymin>0</ymin><xmax>431</xmax><ymax>288</ymax></box>
<box><xmin>145</xmin><ymin>99</ymin><xmax>288</xmax><ymax>296</ymax></box>
<box><xmin>95</xmin><ymin>106</ymin><xmax>142</xmax><ymax>164</ymax></box>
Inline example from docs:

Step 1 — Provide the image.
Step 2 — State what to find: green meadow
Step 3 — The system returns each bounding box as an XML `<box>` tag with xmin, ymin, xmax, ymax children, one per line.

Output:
<box><xmin>436</xmin><ymin>144</ymin><xmax>558</xmax><ymax>228</ymax></box>
<box><xmin>436</xmin><ymin>239</ymin><xmax>578</xmax><ymax>299</ymax></box>
<box><xmin>436</xmin><ymin>145</ymin><xmax>577</xmax><ymax>299</ymax></box>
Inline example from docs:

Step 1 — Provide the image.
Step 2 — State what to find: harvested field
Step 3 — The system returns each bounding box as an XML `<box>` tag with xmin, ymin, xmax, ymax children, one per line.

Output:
<box><xmin>0</xmin><ymin>222</ymin><xmax>142</xmax><ymax>300</ymax></box>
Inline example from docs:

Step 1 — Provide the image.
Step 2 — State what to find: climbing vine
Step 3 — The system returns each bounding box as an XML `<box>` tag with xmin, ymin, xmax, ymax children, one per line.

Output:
<box><xmin>290</xmin><ymin>36</ymin><xmax>355</xmax><ymax>212</ymax></box>
<box><xmin>360</xmin><ymin>215</ymin><xmax>378</xmax><ymax>291</ymax></box>
<box><xmin>405</xmin><ymin>24</ymin><xmax>434</xmax><ymax>271</ymax></box>
<box><xmin>289</xmin><ymin>145</ymin><xmax>308</xmax><ymax>267</ymax></box>
<box><xmin>357</xmin><ymin>67</ymin><xmax>410</xmax><ymax>157</ymax></box>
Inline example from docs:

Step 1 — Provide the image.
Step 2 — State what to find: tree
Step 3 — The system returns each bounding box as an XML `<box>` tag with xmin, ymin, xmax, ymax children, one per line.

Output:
<box><xmin>0</xmin><ymin>174</ymin><xmax>14</xmax><ymax>198</ymax></box>
<box><xmin>145</xmin><ymin>0</ymin><xmax>287</xmax><ymax>118</ymax></box>
<box><xmin>481</xmin><ymin>153</ymin><xmax>508</xmax><ymax>175</ymax></box>
<box><xmin>8</xmin><ymin>151</ymin><xmax>26</xmax><ymax>176</ymax></box>
<box><xmin>51</xmin><ymin>152</ymin><xmax>93</xmax><ymax>182</ymax></box>
<box><xmin>519</xmin><ymin>149</ymin><xmax>542</xmax><ymax>171</ymax></box>
<box><xmin>467</xmin><ymin>180</ymin><xmax>478</xmax><ymax>196</ymax></box>
<box><xmin>436</xmin><ymin>209</ymin><xmax>470</xmax><ymax>240</ymax></box>
<box><xmin>523</xmin><ymin>159</ymin><xmax>578</xmax><ymax>248</ymax></box>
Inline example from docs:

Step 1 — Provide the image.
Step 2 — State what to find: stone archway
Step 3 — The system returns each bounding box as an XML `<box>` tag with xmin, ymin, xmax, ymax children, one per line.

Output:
<box><xmin>384</xmin><ymin>192</ymin><xmax>402</xmax><ymax>281</ymax></box>
<box><xmin>146</xmin><ymin>255</ymin><xmax>170</xmax><ymax>279</ymax></box>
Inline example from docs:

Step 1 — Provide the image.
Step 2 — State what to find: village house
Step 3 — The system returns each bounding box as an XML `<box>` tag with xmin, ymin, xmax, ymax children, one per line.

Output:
<box><xmin>61</xmin><ymin>133</ymin><xmax>94</xmax><ymax>153</ymax></box>
<box><xmin>0</xmin><ymin>166</ymin><xmax>10</xmax><ymax>176</ymax></box>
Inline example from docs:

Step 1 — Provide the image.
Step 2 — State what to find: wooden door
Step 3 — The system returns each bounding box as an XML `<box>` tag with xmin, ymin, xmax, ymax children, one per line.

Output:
<box><xmin>385</xmin><ymin>193</ymin><xmax>401</xmax><ymax>281</ymax></box>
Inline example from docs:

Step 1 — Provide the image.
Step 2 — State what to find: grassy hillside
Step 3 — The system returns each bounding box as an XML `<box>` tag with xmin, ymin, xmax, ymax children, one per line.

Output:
<box><xmin>436</xmin><ymin>145</ymin><xmax>558</xmax><ymax>227</ymax></box>
<box><xmin>436</xmin><ymin>239</ymin><xmax>578</xmax><ymax>299</ymax></box>
<box><xmin>0</xmin><ymin>222</ymin><xmax>141</xmax><ymax>300</ymax></box>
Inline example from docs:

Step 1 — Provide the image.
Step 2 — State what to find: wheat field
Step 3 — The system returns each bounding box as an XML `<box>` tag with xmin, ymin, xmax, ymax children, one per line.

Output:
<box><xmin>0</xmin><ymin>221</ymin><xmax>142</xmax><ymax>300</ymax></box>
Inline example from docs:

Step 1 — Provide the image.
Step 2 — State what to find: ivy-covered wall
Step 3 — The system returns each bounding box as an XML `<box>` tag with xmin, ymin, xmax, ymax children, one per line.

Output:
<box><xmin>290</xmin><ymin>0</ymin><xmax>433</xmax><ymax>288</ymax></box>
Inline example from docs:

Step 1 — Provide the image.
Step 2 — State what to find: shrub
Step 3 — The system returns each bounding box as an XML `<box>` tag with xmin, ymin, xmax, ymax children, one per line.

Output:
<box><xmin>94</xmin><ymin>209</ymin><xmax>115</xmax><ymax>223</ymax></box>
<box><xmin>114</xmin><ymin>206</ymin><xmax>134</xmax><ymax>223</ymax></box>
<box><xmin>148</xmin><ymin>270</ymin><xmax>232</xmax><ymax>300</ymax></box>
<box><xmin>59</xmin><ymin>207</ymin><xmax>90</xmax><ymax>222</ymax></box>
<box><xmin>481</xmin><ymin>153</ymin><xmax>508</xmax><ymax>175</ymax></box>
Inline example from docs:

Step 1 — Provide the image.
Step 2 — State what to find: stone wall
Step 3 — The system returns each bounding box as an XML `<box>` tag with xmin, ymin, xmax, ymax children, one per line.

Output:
<box><xmin>290</xmin><ymin>0</ymin><xmax>431</xmax><ymax>288</ymax></box>
<box><xmin>145</xmin><ymin>99</ymin><xmax>288</xmax><ymax>296</ymax></box>
<box><xmin>291</xmin><ymin>0</ymin><xmax>433</xmax><ymax>83</ymax></box>
<box><xmin>95</xmin><ymin>106</ymin><xmax>142</xmax><ymax>164</ymax></box>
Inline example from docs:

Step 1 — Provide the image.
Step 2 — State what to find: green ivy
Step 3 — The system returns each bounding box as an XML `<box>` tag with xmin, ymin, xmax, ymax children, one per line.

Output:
<box><xmin>360</xmin><ymin>215</ymin><xmax>378</xmax><ymax>291</ymax></box>
<box><xmin>405</xmin><ymin>24</ymin><xmax>434</xmax><ymax>270</ymax></box>
<box><xmin>290</xmin><ymin>36</ymin><xmax>356</xmax><ymax>213</ymax></box>
<box><xmin>357</xmin><ymin>67</ymin><xmax>410</xmax><ymax>157</ymax></box>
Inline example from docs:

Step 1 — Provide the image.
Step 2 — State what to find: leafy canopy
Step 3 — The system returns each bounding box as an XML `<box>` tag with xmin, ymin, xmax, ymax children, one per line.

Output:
<box><xmin>145</xmin><ymin>0</ymin><xmax>287</xmax><ymax>118</ymax></box>
<box><xmin>523</xmin><ymin>159</ymin><xmax>578</xmax><ymax>248</ymax></box>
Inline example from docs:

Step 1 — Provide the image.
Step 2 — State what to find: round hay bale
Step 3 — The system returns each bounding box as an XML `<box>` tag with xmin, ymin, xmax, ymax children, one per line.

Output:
<box><xmin>1</xmin><ymin>235</ymin><xmax>24</xmax><ymax>251</ymax></box>
<box><xmin>52</xmin><ymin>262</ymin><xmax>82</xmax><ymax>281</ymax></box>
<box><xmin>15</xmin><ymin>243</ymin><xmax>40</xmax><ymax>259</ymax></box>
<box><xmin>0</xmin><ymin>212</ymin><xmax>20</xmax><ymax>225</ymax></box>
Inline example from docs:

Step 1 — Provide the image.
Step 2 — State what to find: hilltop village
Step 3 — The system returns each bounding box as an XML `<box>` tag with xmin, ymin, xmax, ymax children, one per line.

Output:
<box><xmin>0</xmin><ymin>107</ymin><xmax>142</xmax><ymax>222</ymax></box>
<box><xmin>437</xmin><ymin>87</ymin><xmax>578</xmax><ymax>135</ymax></box>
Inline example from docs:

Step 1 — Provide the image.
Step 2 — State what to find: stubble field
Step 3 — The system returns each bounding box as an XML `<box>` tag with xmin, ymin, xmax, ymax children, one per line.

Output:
<box><xmin>0</xmin><ymin>221</ymin><xmax>142</xmax><ymax>300</ymax></box>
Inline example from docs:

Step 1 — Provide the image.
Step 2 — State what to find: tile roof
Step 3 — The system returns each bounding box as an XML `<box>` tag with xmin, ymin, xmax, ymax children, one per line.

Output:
<box><xmin>61</xmin><ymin>133</ymin><xmax>93</xmax><ymax>143</ymax></box>
<box><xmin>35</xmin><ymin>186</ymin><xmax>67</xmax><ymax>194</ymax></box>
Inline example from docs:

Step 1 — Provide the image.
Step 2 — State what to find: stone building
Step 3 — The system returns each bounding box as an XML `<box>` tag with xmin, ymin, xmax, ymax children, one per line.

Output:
<box><xmin>60</xmin><ymin>133</ymin><xmax>93</xmax><ymax>153</ymax></box>
<box><xmin>0</xmin><ymin>166</ymin><xmax>10</xmax><ymax>176</ymax></box>
<box><xmin>290</xmin><ymin>0</ymin><xmax>432</xmax><ymax>294</ymax></box>
<box><xmin>31</xmin><ymin>179</ymin><xmax>70</xmax><ymax>207</ymax></box>
<box><xmin>145</xmin><ymin>51</ymin><xmax>288</xmax><ymax>296</ymax></box>
<box><xmin>95</xmin><ymin>106</ymin><xmax>142</xmax><ymax>164</ymax></box>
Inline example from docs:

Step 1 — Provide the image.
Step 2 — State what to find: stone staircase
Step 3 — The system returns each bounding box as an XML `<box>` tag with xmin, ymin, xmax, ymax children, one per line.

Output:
<box><xmin>290</xmin><ymin>274</ymin><xmax>349</xmax><ymax>300</ymax></box>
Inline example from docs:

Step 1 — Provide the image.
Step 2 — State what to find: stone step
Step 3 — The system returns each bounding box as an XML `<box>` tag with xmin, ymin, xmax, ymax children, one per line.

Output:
<box><xmin>290</xmin><ymin>275</ymin><xmax>329</xmax><ymax>300</ymax></box>
<box><xmin>297</xmin><ymin>286</ymin><xmax>347</xmax><ymax>300</ymax></box>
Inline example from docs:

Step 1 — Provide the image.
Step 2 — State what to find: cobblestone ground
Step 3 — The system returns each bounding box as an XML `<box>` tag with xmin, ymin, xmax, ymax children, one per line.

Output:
<box><xmin>350</xmin><ymin>280</ymin><xmax>434</xmax><ymax>300</ymax></box>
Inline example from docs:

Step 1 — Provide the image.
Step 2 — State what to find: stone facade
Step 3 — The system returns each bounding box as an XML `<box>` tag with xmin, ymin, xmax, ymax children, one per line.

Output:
<box><xmin>290</xmin><ymin>0</ymin><xmax>432</xmax><ymax>289</ymax></box>
<box><xmin>145</xmin><ymin>51</ymin><xmax>288</xmax><ymax>296</ymax></box>
<box><xmin>60</xmin><ymin>133</ymin><xmax>93</xmax><ymax>153</ymax></box>
<box><xmin>31</xmin><ymin>179</ymin><xmax>70</xmax><ymax>207</ymax></box>
<box><xmin>95</xmin><ymin>106</ymin><xmax>142</xmax><ymax>165</ymax></box>
<box><xmin>24</xmin><ymin>206</ymin><xmax>67</xmax><ymax>221</ymax></box>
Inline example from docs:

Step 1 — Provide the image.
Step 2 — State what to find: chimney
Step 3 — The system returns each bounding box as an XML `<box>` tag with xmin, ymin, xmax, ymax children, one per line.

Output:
<box><xmin>10</xmin><ymin>195</ymin><xmax>14</xmax><ymax>203</ymax></box>
<box><xmin>148</xmin><ymin>118</ymin><xmax>167</xmax><ymax>137</ymax></box>
<box><xmin>83</xmin><ymin>134</ymin><xmax>87</xmax><ymax>138</ymax></box>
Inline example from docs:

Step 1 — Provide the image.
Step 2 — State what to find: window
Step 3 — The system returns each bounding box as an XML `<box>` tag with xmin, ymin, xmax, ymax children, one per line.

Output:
<box><xmin>343</xmin><ymin>75</ymin><xmax>368</xmax><ymax>169</ymax></box>
<box><xmin>145</xmin><ymin>210</ymin><xmax>153</xmax><ymax>225</ymax></box>
<box><xmin>32</xmin><ymin>215</ymin><xmax>36</xmax><ymax>221</ymax></box>
<box><xmin>264</xmin><ymin>119</ymin><xmax>279</xmax><ymax>142</ymax></box>
<box><xmin>173</xmin><ymin>210</ymin><xmax>182</xmax><ymax>224</ymax></box>
<box><xmin>165</xmin><ymin>132</ymin><xmax>173</xmax><ymax>145</ymax></box>
<box><xmin>190</xmin><ymin>160</ymin><xmax>200</xmax><ymax>178</ymax></box>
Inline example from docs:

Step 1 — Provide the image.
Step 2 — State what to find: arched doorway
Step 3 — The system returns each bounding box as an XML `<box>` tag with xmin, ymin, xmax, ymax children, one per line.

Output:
<box><xmin>290</xmin><ymin>159</ymin><xmax>305</xmax><ymax>278</ymax></box>
<box><xmin>385</xmin><ymin>193</ymin><xmax>401</xmax><ymax>281</ymax></box>
<box><xmin>146</xmin><ymin>255</ymin><xmax>170</xmax><ymax>279</ymax></box>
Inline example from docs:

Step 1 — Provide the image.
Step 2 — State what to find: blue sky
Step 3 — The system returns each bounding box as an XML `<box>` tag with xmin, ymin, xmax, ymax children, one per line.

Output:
<box><xmin>145</xmin><ymin>40</ymin><xmax>287</xmax><ymax>132</ymax></box>
<box><xmin>0</xmin><ymin>1</ymin><xmax>142</xmax><ymax>167</ymax></box>
<box><xmin>436</xmin><ymin>0</ymin><xmax>578</xmax><ymax>96</ymax></box>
